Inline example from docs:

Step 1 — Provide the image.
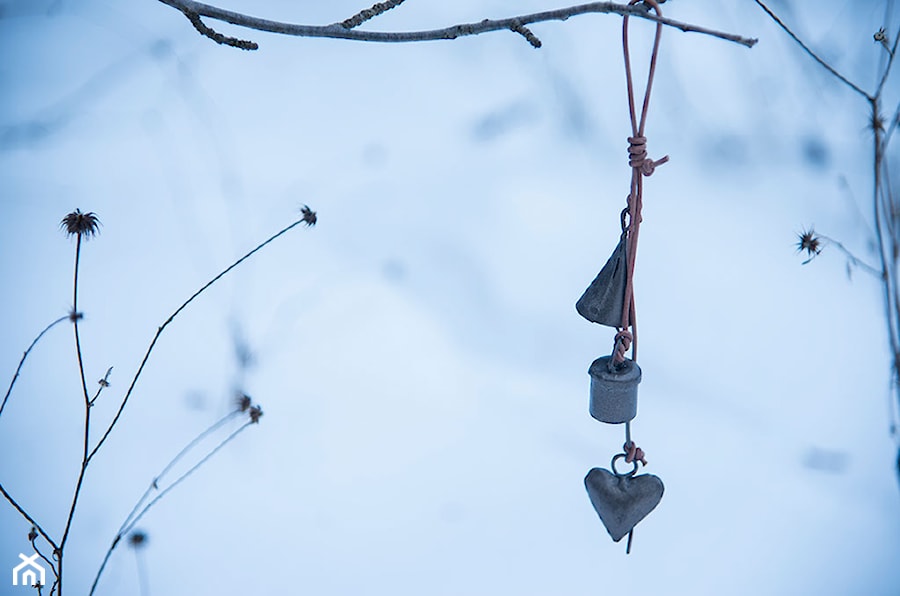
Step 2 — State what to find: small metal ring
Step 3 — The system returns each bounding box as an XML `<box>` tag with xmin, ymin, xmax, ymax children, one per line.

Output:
<box><xmin>611</xmin><ymin>453</ymin><xmax>638</xmax><ymax>478</ymax></box>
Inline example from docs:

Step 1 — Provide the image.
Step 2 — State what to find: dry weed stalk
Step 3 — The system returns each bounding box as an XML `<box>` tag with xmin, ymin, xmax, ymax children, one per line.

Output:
<box><xmin>0</xmin><ymin>206</ymin><xmax>316</xmax><ymax>595</ymax></box>
<box><xmin>756</xmin><ymin>0</ymin><xmax>900</xmax><ymax>478</ymax></box>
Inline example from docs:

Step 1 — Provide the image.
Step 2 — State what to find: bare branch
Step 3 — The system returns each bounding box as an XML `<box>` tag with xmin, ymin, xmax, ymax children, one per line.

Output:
<box><xmin>157</xmin><ymin>0</ymin><xmax>757</xmax><ymax>50</ymax></box>
<box><xmin>184</xmin><ymin>10</ymin><xmax>259</xmax><ymax>50</ymax></box>
<box><xmin>510</xmin><ymin>21</ymin><xmax>542</xmax><ymax>49</ymax></box>
<box><xmin>342</xmin><ymin>0</ymin><xmax>407</xmax><ymax>30</ymax></box>
<box><xmin>753</xmin><ymin>0</ymin><xmax>870</xmax><ymax>100</ymax></box>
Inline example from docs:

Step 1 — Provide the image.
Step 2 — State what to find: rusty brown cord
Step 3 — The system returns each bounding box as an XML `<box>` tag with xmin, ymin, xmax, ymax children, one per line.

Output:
<box><xmin>614</xmin><ymin>0</ymin><xmax>668</xmax><ymax>366</ymax></box>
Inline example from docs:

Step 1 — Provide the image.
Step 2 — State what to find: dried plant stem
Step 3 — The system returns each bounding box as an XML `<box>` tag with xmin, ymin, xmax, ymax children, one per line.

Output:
<box><xmin>876</xmin><ymin>22</ymin><xmax>900</xmax><ymax>97</ymax></box>
<box><xmin>88</xmin><ymin>215</ymin><xmax>311</xmax><ymax>462</ymax></box>
<box><xmin>754</xmin><ymin>0</ymin><xmax>870</xmax><ymax>100</ymax></box>
<box><xmin>135</xmin><ymin>547</ymin><xmax>149</xmax><ymax>596</ymax></box>
<box><xmin>119</xmin><ymin>410</ymin><xmax>240</xmax><ymax>534</ymax></box>
<box><xmin>57</xmin><ymin>232</ymin><xmax>97</xmax><ymax>596</ymax></box>
<box><xmin>757</xmin><ymin>3</ymin><xmax>900</xmax><ymax>470</ymax></box>
<box><xmin>30</xmin><ymin>535</ymin><xmax>58</xmax><ymax>588</ymax></box>
<box><xmin>818</xmin><ymin>234</ymin><xmax>884</xmax><ymax>278</ymax></box>
<box><xmin>0</xmin><ymin>483</ymin><xmax>58</xmax><ymax>550</ymax></box>
<box><xmin>157</xmin><ymin>0</ymin><xmax>757</xmax><ymax>49</ymax></box>
<box><xmin>89</xmin><ymin>421</ymin><xmax>254</xmax><ymax>596</ymax></box>
<box><xmin>0</xmin><ymin>315</ymin><xmax>67</xmax><ymax>419</ymax></box>
<box><xmin>124</xmin><ymin>422</ymin><xmax>253</xmax><ymax>534</ymax></box>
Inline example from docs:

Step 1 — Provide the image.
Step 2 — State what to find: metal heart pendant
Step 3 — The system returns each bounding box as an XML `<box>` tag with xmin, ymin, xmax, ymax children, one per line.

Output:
<box><xmin>584</xmin><ymin>467</ymin><xmax>664</xmax><ymax>542</ymax></box>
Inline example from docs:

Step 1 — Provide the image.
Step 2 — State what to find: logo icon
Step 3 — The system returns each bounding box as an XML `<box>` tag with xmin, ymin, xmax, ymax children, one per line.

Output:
<box><xmin>12</xmin><ymin>553</ymin><xmax>45</xmax><ymax>588</ymax></box>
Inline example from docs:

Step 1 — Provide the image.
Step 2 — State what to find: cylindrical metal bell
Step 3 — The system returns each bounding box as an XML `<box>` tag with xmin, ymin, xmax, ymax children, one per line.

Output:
<box><xmin>588</xmin><ymin>356</ymin><xmax>641</xmax><ymax>424</ymax></box>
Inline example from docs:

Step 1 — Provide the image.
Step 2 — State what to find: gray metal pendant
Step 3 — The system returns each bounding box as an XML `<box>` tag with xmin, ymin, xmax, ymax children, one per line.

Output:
<box><xmin>588</xmin><ymin>356</ymin><xmax>640</xmax><ymax>424</ymax></box>
<box><xmin>584</xmin><ymin>467</ymin><xmax>664</xmax><ymax>542</ymax></box>
<box><xmin>576</xmin><ymin>236</ymin><xmax>628</xmax><ymax>328</ymax></box>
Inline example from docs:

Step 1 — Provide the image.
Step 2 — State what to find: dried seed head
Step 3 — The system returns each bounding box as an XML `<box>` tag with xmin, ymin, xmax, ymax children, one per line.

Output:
<box><xmin>235</xmin><ymin>392</ymin><xmax>252</xmax><ymax>412</ymax></box>
<box><xmin>301</xmin><ymin>205</ymin><xmax>317</xmax><ymax>227</ymax></box>
<box><xmin>797</xmin><ymin>228</ymin><xmax>822</xmax><ymax>264</ymax></box>
<box><xmin>60</xmin><ymin>209</ymin><xmax>101</xmax><ymax>239</ymax></box>
<box><xmin>128</xmin><ymin>530</ymin><xmax>148</xmax><ymax>549</ymax></box>
<box><xmin>249</xmin><ymin>404</ymin><xmax>263</xmax><ymax>424</ymax></box>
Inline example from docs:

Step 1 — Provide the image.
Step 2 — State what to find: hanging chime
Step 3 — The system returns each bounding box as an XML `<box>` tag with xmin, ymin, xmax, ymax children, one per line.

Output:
<box><xmin>577</xmin><ymin>0</ymin><xmax>667</xmax><ymax>554</ymax></box>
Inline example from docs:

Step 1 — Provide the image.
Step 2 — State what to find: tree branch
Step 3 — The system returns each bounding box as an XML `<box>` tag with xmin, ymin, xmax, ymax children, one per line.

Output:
<box><xmin>342</xmin><ymin>0</ymin><xmax>407</xmax><ymax>30</ymax></box>
<box><xmin>157</xmin><ymin>0</ymin><xmax>757</xmax><ymax>50</ymax></box>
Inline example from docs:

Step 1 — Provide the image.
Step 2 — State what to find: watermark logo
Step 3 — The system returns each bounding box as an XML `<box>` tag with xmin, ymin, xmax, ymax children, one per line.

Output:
<box><xmin>12</xmin><ymin>553</ymin><xmax>45</xmax><ymax>588</ymax></box>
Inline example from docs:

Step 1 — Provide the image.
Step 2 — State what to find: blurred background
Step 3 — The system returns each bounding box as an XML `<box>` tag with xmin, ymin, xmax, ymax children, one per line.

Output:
<box><xmin>2</xmin><ymin>0</ymin><xmax>899</xmax><ymax>594</ymax></box>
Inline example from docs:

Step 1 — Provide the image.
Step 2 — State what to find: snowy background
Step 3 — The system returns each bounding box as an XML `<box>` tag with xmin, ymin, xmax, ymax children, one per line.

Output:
<box><xmin>2</xmin><ymin>0</ymin><xmax>900</xmax><ymax>594</ymax></box>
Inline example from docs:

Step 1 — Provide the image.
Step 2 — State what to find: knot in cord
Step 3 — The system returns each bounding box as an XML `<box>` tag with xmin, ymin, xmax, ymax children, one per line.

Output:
<box><xmin>612</xmin><ymin>329</ymin><xmax>633</xmax><ymax>365</ymax></box>
<box><xmin>623</xmin><ymin>441</ymin><xmax>647</xmax><ymax>466</ymax></box>
<box><xmin>628</xmin><ymin>136</ymin><xmax>669</xmax><ymax>176</ymax></box>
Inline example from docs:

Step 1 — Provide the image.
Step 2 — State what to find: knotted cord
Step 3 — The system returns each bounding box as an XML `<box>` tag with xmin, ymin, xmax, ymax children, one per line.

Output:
<box><xmin>616</xmin><ymin>0</ymin><xmax>669</xmax><ymax>366</ymax></box>
<box><xmin>613</xmin><ymin>0</ymin><xmax>668</xmax><ymax>483</ymax></box>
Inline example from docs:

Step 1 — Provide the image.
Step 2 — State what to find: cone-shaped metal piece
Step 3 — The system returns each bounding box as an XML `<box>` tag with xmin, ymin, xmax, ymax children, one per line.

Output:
<box><xmin>585</xmin><ymin>468</ymin><xmax>664</xmax><ymax>542</ymax></box>
<box><xmin>576</xmin><ymin>237</ymin><xmax>628</xmax><ymax>328</ymax></box>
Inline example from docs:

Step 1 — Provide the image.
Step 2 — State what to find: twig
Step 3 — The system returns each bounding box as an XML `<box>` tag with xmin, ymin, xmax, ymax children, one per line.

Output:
<box><xmin>819</xmin><ymin>234</ymin><xmax>884</xmax><ymax>278</ymax></box>
<box><xmin>0</xmin><ymin>483</ymin><xmax>58</xmax><ymax>552</ymax></box>
<box><xmin>342</xmin><ymin>0</ymin><xmax>407</xmax><ymax>29</ymax></box>
<box><xmin>184</xmin><ymin>10</ymin><xmax>258</xmax><ymax>50</ymax></box>
<box><xmin>156</xmin><ymin>0</ymin><xmax>757</xmax><ymax>50</ymax></box>
<box><xmin>90</xmin><ymin>422</ymin><xmax>255</xmax><ymax>596</ymax></box>
<box><xmin>88</xmin><ymin>212</ymin><xmax>313</xmax><ymax>462</ymax></box>
<box><xmin>0</xmin><ymin>315</ymin><xmax>67</xmax><ymax>419</ymax></box>
<box><xmin>123</xmin><ymin>422</ymin><xmax>253</xmax><ymax>534</ymax></box>
<box><xmin>29</xmin><ymin>534</ymin><xmax>59</xmax><ymax>588</ymax></box>
<box><xmin>119</xmin><ymin>410</ymin><xmax>240</xmax><ymax>533</ymax></box>
<box><xmin>754</xmin><ymin>0</ymin><xmax>871</xmax><ymax>100</ymax></box>
<box><xmin>876</xmin><ymin>22</ymin><xmax>900</xmax><ymax>98</ymax></box>
<box><xmin>510</xmin><ymin>21</ymin><xmax>542</xmax><ymax>49</ymax></box>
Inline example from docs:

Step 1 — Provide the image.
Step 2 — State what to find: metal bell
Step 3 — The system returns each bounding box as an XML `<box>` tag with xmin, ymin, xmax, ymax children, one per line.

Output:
<box><xmin>588</xmin><ymin>356</ymin><xmax>641</xmax><ymax>424</ymax></box>
<box><xmin>576</xmin><ymin>236</ymin><xmax>628</xmax><ymax>328</ymax></box>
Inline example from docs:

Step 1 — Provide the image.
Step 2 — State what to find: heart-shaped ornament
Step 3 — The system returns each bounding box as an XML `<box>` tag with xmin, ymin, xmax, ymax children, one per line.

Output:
<box><xmin>584</xmin><ymin>467</ymin><xmax>664</xmax><ymax>542</ymax></box>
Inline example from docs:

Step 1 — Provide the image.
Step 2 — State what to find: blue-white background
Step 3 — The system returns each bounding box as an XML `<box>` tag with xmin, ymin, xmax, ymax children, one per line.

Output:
<box><xmin>2</xmin><ymin>1</ymin><xmax>899</xmax><ymax>594</ymax></box>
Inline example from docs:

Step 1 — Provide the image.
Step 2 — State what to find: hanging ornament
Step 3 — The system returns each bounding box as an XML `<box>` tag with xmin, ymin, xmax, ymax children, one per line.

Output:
<box><xmin>577</xmin><ymin>0</ymin><xmax>668</xmax><ymax>554</ymax></box>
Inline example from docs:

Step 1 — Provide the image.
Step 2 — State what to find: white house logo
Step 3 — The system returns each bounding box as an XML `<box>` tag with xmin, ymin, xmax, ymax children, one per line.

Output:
<box><xmin>12</xmin><ymin>553</ymin><xmax>45</xmax><ymax>588</ymax></box>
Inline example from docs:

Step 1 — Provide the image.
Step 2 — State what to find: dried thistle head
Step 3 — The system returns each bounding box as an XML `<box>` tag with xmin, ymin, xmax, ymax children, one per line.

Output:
<box><xmin>60</xmin><ymin>209</ymin><xmax>100</xmax><ymax>239</ymax></box>
<box><xmin>301</xmin><ymin>205</ymin><xmax>317</xmax><ymax>227</ymax></box>
<box><xmin>235</xmin><ymin>392</ymin><xmax>252</xmax><ymax>412</ymax></box>
<box><xmin>128</xmin><ymin>530</ymin><xmax>148</xmax><ymax>549</ymax></box>
<box><xmin>797</xmin><ymin>227</ymin><xmax>822</xmax><ymax>264</ymax></box>
<box><xmin>248</xmin><ymin>404</ymin><xmax>263</xmax><ymax>424</ymax></box>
